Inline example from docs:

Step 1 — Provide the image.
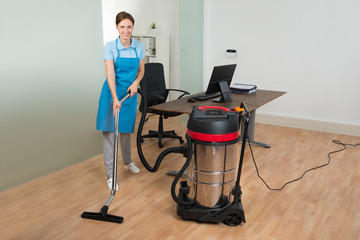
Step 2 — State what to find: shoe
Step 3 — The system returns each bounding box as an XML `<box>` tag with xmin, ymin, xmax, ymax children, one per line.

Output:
<box><xmin>125</xmin><ymin>162</ymin><xmax>140</xmax><ymax>174</ymax></box>
<box><xmin>107</xmin><ymin>178</ymin><xmax>119</xmax><ymax>191</ymax></box>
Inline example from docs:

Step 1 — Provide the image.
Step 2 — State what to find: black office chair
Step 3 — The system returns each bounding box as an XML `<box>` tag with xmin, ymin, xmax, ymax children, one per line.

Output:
<box><xmin>139</xmin><ymin>63</ymin><xmax>190</xmax><ymax>148</ymax></box>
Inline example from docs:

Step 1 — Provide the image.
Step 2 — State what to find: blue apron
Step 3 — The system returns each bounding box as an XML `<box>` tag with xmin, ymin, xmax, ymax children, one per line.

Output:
<box><xmin>96</xmin><ymin>38</ymin><xmax>140</xmax><ymax>133</ymax></box>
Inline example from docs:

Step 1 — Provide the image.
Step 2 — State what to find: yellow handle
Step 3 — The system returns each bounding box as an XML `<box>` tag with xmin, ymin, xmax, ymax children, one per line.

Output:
<box><xmin>234</xmin><ymin>107</ymin><xmax>245</xmax><ymax>112</ymax></box>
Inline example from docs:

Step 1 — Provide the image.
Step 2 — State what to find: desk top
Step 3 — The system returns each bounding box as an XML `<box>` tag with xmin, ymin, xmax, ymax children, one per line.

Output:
<box><xmin>149</xmin><ymin>89</ymin><xmax>286</xmax><ymax>114</ymax></box>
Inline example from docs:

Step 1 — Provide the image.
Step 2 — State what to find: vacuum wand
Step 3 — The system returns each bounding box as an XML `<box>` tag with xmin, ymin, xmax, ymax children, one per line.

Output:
<box><xmin>81</xmin><ymin>92</ymin><xmax>130</xmax><ymax>224</ymax></box>
<box><xmin>106</xmin><ymin>92</ymin><xmax>130</xmax><ymax>205</ymax></box>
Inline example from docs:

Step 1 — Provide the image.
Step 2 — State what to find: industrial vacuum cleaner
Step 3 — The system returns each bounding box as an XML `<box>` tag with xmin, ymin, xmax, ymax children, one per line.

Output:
<box><xmin>136</xmin><ymin>89</ymin><xmax>250</xmax><ymax>226</ymax></box>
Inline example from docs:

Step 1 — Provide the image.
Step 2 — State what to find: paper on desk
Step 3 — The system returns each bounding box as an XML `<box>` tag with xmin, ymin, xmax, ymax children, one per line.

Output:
<box><xmin>230</xmin><ymin>83</ymin><xmax>257</xmax><ymax>90</ymax></box>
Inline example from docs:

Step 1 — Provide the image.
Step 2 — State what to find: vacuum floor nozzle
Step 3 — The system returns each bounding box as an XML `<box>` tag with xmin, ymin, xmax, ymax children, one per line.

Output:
<box><xmin>81</xmin><ymin>206</ymin><xmax>123</xmax><ymax>224</ymax></box>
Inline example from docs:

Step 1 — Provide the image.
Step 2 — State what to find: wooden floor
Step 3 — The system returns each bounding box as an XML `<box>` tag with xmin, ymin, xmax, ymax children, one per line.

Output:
<box><xmin>1</xmin><ymin>114</ymin><xmax>359</xmax><ymax>240</ymax></box>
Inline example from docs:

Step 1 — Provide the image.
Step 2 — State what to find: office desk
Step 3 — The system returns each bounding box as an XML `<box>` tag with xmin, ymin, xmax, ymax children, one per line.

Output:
<box><xmin>150</xmin><ymin>89</ymin><xmax>286</xmax><ymax>148</ymax></box>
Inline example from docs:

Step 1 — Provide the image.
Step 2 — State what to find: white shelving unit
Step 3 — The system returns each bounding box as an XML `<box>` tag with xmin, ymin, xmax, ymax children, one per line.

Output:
<box><xmin>133</xmin><ymin>34</ymin><xmax>170</xmax><ymax>87</ymax></box>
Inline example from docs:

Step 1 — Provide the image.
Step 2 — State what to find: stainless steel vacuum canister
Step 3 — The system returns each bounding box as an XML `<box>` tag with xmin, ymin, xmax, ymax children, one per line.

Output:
<box><xmin>186</xmin><ymin>106</ymin><xmax>240</xmax><ymax>208</ymax></box>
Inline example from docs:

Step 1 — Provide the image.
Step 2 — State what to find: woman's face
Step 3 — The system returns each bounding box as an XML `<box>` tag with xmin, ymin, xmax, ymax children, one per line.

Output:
<box><xmin>116</xmin><ymin>19</ymin><xmax>134</xmax><ymax>42</ymax></box>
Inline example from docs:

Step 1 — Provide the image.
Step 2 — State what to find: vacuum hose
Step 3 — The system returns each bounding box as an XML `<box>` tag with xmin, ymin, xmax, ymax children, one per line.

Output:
<box><xmin>136</xmin><ymin>89</ymin><xmax>193</xmax><ymax>205</ymax></box>
<box><xmin>136</xmin><ymin>89</ymin><xmax>185</xmax><ymax>172</ymax></box>
<box><xmin>170</xmin><ymin>135</ymin><xmax>194</xmax><ymax>206</ymax></box>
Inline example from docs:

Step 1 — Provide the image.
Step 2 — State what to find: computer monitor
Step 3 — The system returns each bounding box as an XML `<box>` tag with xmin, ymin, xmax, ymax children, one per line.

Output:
<box><xmin>205</xmin><ymin>64</ymin><xmax>237</xmax><ymax>102</ymax></box>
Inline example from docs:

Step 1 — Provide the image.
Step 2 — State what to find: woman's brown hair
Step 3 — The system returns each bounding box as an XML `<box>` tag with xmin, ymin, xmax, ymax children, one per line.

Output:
<box><xmin>115</xmin><ymin>11</ymin><xmax>135</xmax><ymax>26</ymax></box>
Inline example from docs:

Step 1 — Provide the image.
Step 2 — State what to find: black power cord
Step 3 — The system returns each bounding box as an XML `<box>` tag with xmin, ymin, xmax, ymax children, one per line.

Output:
<box><xmin>248</xmin><ymin>137</ymin><xmax>360</xmax><ymax>191</ymax></box>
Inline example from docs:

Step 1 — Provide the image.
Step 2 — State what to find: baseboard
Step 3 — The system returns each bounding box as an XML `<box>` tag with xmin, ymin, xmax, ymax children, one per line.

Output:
<box><xmin>256</xmin><ymin>113</ymin><xmax>360</xmax><ymax>137</ymax></box>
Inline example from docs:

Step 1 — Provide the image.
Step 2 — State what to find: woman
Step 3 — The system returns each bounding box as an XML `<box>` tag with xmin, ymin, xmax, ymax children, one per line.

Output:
<box><xmin>96</xmin><ymin>11</ymin><xmax>145</xmax><ymax>190</ymax></box>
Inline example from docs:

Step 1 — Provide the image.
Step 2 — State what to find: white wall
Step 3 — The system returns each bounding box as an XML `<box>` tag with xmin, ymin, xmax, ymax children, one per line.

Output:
<box><xmin>101</xmin><ymin>0</ymin><xmax>180</xmax><ymax>89</ymax></box>
<box><xmin>204</xmin><ymin>0</ymin><xmax>360</xmax><ymax>135</ymax></box>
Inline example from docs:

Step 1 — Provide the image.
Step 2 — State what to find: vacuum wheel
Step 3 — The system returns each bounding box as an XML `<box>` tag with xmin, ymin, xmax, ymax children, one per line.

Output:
<box><xmin>223</xmin><ymin>213</ymin><xmax>243</xmax><ymax>226</ymax></box>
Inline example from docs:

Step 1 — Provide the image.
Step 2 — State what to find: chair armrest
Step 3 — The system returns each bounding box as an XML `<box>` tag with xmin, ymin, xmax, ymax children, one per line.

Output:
<box><xmin>167</xmin><ymin>89</ymin><xmax>190</xmax><ymax>99</ymax></box>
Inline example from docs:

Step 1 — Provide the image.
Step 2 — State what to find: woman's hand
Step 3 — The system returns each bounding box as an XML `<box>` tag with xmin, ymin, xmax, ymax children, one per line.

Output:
<box><xmin>113</xmin><ymin>98</ymin><xmax>121</xmax><ymax>117</ymax></box>
<box><xmin>127</xmin><ymin>82</ymin><xmax>138</xmax><ymax>97</ymax></box>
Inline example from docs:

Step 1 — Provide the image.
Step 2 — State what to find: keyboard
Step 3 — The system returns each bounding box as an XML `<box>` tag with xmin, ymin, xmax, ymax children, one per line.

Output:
<box><xmin>194</xmin><ymin>92</ymin><xmax>221</xmax><ymax>101</ymax></box>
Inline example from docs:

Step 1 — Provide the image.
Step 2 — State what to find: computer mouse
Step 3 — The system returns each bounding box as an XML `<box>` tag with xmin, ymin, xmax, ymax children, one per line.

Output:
<box><xmin>187</xmin><ymin>97</ymin><xmax>197</xmax><ymax>103</ymax></box>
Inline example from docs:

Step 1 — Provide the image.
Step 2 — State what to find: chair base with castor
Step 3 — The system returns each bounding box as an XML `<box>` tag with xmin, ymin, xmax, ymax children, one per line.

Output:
<box><xmin>140</xmin><ymin>114</ymin><xmax>184</xmax><ymax>148</ymax></box>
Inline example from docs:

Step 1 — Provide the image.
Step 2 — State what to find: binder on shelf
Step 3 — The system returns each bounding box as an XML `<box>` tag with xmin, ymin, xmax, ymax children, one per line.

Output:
<box><xmin>142</xmin><ymin>37</ymin><xmax>155</xmax><ymax>56</ymax></box>
<box><xmin>230</xmin><ymin>83</ymin><xmax>257</xmax><ymax>94</ymax></box>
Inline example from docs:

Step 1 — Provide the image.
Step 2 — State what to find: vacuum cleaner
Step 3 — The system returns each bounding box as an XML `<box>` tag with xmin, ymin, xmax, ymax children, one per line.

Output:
<box><xmin>81</xmin><ymin>93</ymin><xmax>130</xmax><ymax>224</ymax></box>
<box><xmin>136</xmin><ymin>89</ymin><xmax>250</xmax><ymax>226</ymax></box>
<box><xmin>171</xmin><ymin>105</ymin><xmax>249</xmax><ymax>226</ymax></box>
